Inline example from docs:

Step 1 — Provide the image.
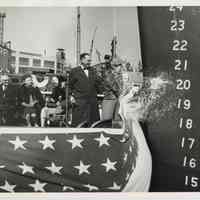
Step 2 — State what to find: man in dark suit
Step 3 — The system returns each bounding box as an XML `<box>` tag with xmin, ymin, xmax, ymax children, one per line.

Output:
<box><xmin>0</xmin><ymin>74</ymin><xmax>17</xmax><ymax>125</ymax></box>
<box><xmin>69</xmin><ymin>53</ymin><xmax>102</xmax><ymax>127</ymax></box>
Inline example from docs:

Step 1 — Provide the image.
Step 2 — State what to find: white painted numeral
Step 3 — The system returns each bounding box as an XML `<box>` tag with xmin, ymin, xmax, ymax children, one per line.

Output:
<box><xmin>181</xmin><ymin>137</ymin><xmax>195</xmax><ymax>149</ymax></box>
<box><xmin>170</xmin><ymin>20</ymin><xmax>185</xmax><ymax>31</ymax></box>
<box><xmin>172</xmin><ymin>40</ymin><xmax>188</xmax><ymax>51</ymax></box>
<box><xmin>176</xmin><ymin>79</ymin><xmax>191</xmax><ymax>90</ymax></box>
<box><xmin>179</xmin><ymin>118</ymin><xmax>193</xmax><ymax>129</ymax></box>
<box><xmin>183</xmin><ymin>157</ymin><xmax>197</xmax><ymax>168</ymax></box>
<box><xmin>177</xmin><ymin>99</ymin><xmax>191</xmax><ymax>110</ymax></box>
<box><xmin>185</xmin><ymin>176</ymin><xmax>198</xmax><ymax>187</ymax></box>
<box><xmin>169</xmin><ymin>6</ymin><xmax>183</xmax><ymax>12</ymax></box>
<box><xmin>174</xmin><ymin>59</ymin><xmax>188</xmax><ymax>71</ymax></box>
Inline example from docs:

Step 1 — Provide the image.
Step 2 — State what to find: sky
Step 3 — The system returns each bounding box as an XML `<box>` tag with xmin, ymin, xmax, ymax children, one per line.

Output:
<box><xmin>2</xmin><ymin>7</ymin><xmax>141</xmax><ymax>66</ymax></box>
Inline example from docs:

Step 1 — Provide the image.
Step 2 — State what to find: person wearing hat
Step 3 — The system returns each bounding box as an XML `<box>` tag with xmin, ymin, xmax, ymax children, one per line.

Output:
<box><xmin>18</xmin><ymin>74</ymin><xmax>44</xmax><ymax>127</ymax></box>
<box><xmin>101</xmin><ymin>57</ymin><xmax>123</xmax><ymax>120</ymax></box>
<box><xmin>0</xmin><ymin>74</ymin><xmax>18</xmax><ymax>125</ymax></box>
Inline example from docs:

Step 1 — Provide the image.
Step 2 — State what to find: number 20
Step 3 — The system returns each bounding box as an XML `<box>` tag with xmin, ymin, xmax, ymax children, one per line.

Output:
<box><xmin>176</xmin><ymin>79</ymin><xmax>191</xmax><ymax>90</ymax></box>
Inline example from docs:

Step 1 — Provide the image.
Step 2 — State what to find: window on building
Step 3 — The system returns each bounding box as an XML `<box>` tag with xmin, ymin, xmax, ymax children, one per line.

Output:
<box><xmin>44</xmin><ymin>60</ymin><xmax>55</xmax><ymax>68</ymax></box>
<box><xmin>33</xmin><ymin>59</ymin><xmax>41</xmax><ymax>67</ymax></box>
<box><xmin>19</xmin><ymin>57</ymin><xmax>29</xmax><ymax>66</ymax></box>
<box><xmin>10</xmin><ymin>56</ymin><xmax>16</xmax><ymax>64</ymax></box>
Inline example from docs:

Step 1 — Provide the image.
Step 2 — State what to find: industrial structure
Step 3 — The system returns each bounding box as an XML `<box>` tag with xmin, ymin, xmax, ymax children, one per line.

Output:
<box><xmin>10</xmin><ymin>50</ymin><xmax>57</xmax><ymax>74</ymax></box>
<box><xmin>0</xmin><ymin>12</ymin><xmax>70</xmax><ymax>75</ymax></box>
<box><xmin>76</xmin><ymin>7</ymin><xmax>81</xmax><ymax>66</ymax></box>
<box><xmin>0</xmin><ymin>12</ymin><xmax>6</xmax><ymax>45</ymax></box>
<box><xmin>0</xmin><ymin>12</ymin><xmax>12</xmax><ymax>73</ymax></box>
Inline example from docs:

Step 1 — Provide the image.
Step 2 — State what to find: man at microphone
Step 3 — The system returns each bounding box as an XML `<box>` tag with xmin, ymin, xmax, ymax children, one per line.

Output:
<box><xmin>69</xmin><ymin>53</ymin><xmax>102</xmax><ymax>127</ymax></box>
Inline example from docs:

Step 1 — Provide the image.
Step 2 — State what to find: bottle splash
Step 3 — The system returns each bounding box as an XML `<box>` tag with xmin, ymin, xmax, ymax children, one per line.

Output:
<box><xmin>119</xmin><ymin>72</ymin><xmax>180</xmax><ymax>122</ymax></box>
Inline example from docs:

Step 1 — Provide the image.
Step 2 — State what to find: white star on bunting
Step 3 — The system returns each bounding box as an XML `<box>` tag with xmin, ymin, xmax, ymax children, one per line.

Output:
<box><xmin>108</xmin><ymin>182</ymin><xmax>121</xmax><ymax>190</ymax></box>
<box><xmin>67</xmin><ymin>135</ymin><xmax>84</xmax><ymax>149</ymax></box>
<box><xmin>0</xmin><ymin>180</ymin><xmax>16</xmax><ymax>192</ymax></box>
<box><xmin>45</xmin><ymin>162</ymin><xmax>63</xmax><ymax>175</ymax></box>
<box><xmin>18</xmin><ymin>162</ymin><xmax>34</xmax><ymax>175</ymax></box>
<box><xmin>62</xmin><ymin>186</ymin><xmax>74</xmax><ymax>191</ymax></box>
<box><xmin>29</xmin><ymin>180</ymin><xmax>47</xmax><ymax>192</ymax></box>
<box><xmin>84</xmin><ymin>184</ymin><xmax>99</xmax><ymax>191</ymax></box>
<box><xmin>101</xmin><ymin>158</ymin><xmax>117</xmax><ymax>172</ymax></box>
<box><xmin>74</xmin><ymin>160</ymin><xmax>91</xmax><ymax>175</ymax></box>
<box><xmin>39</xmin><ymin>136</ymin><xmax>55</xmax><ymax>150</ymax></box>
<box><xmin>9</xmin><ymin>136</ymin><xmax>27</xmax><ymax>150</ymax></box>
<box><xmin>94</xmin><ymin>134</ymin><xmax>110</xmax><ymax>147</ymax></box>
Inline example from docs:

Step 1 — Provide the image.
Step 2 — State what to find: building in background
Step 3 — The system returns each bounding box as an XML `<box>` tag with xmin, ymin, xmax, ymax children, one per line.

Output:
<box><xmin>10</xmin><ymin>50</ymin><xmax>57</xmax><ymax>74</ymax></box>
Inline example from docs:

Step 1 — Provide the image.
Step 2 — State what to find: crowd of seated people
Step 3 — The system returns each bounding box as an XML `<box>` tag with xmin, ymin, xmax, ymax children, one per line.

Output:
<box><xmin>0</xmin><ymin>74</ymin><xmax>66</xmax><ymax>127</ymax></box>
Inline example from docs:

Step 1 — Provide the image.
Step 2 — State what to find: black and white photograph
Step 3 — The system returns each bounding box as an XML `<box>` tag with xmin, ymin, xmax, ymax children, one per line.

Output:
<box><xmin>0</xmin><ymin>3</ymin><xmax>198</xmax><ymax>196</ymax></box>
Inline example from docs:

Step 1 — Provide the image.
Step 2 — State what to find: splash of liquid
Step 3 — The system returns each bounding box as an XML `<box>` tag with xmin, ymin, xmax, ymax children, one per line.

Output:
<box><xmin>120</xmin><ymin>73</ymin><xmax>180</xmax><ymax>122</ymax></box>
<box><xmin>141</xmin><ymin>75</ymin><xmax>179</xmax><ymax>122</ymax></box>
<box><xmin>149</xmin><ymin>77</ymin><xmax>171</xmax><ymax>90</ymax></box>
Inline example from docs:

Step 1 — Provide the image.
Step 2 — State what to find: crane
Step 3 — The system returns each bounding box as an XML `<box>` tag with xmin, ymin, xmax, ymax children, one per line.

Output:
<box><xmin>89</xmin><ymin>26</ymin><xmax>98</xmax><ymax>62</ymax></box>
<box><xmin>0</xmin><ymin>12</ymin><xmax>6</xmax><ymax>45</ymax></box>
<box><xmin>76</xmin><ymin>7</ymin><xmax>81</xmax><ymax>66</ymax></box>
